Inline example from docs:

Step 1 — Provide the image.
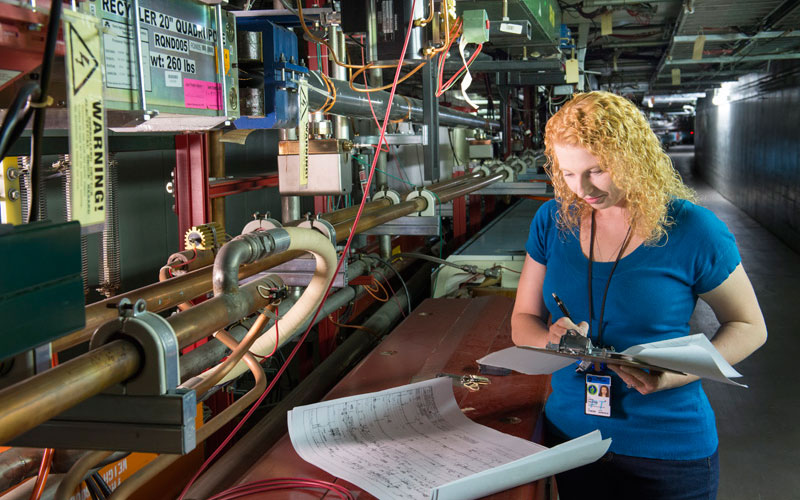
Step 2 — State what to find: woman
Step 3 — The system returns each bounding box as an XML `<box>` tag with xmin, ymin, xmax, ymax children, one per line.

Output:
<box><xmin>511</xmin><ymin>91</ymin><xmax>766</xmax><ymax>499</ymax></box>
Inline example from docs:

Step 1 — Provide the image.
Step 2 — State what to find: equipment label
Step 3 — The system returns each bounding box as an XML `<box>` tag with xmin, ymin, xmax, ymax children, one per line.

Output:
<box><xmin>64</xmin><ymin>10</ymin><xmax>107</xmax><ymax>229</ymax></box>
<box><xmin>102</xmin><ymin>18</ymin><xmax>152</xmax><ymax>91</ymax></box>
<box><xmin>149</xmin><ymin>50</ymin><xmax>197</xmax><ymax>74</ymax></box>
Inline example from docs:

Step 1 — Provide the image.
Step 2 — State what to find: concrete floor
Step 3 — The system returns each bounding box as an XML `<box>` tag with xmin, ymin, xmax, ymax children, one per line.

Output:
<box><xmin>670</xmin><ymin>145</ymin><xmax>800</xmax><ymax>499</ymax></box>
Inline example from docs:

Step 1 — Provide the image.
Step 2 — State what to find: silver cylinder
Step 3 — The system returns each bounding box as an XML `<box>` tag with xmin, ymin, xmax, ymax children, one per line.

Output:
<box><xmin>307</xmin><ymin>77</ymin><xmax>499</xmax><ymax>131</ymax></box>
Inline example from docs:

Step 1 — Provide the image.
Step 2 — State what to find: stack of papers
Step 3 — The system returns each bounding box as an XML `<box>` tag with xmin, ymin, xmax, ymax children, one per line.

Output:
<box><xmin>477</xmin><ymin>334</ymin><xmax>746</xmax><ymax>387</ymax></box>
<box><xmin>288</xmin><ymin>377</ymin><xmax>610</xmax><ymax>500</ymax></box>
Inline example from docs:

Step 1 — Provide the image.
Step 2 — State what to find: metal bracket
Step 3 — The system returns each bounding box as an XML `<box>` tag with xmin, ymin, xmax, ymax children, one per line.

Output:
<box><xmin>496</xmin><ymin>164</ymin><xmax>516</xmax><ymax>183</ymax></box>
<box><xmin>91</xmin><ymin>298</ymin><xmax>179</xmax><ymax>396</ymax></box>
<box><xmin>242</xmin><ymin>212</ymin><xmax>283</xmax><ymax>235</ymax></box>
<box><xmin>405</xmin><ymin>188</ymin><xmax>437</xmax><ymax>217</ymax></box>
<box><xmin>10</xmin><ymin>299</ymin><xmax>197</xmax><ymax>454</ymax></box>
<box><xmin>298</xmin><ymin>215</ymin><xmax>337</xmax><ymax>246</ymax></box>
<box><xmin>473</xmin><ymin>164</ymin><xmax>492</xmax><ymax>177</ymax></box>
<box><xmin>373</xmin><ymin>188</ymin><xmax>401</xmax><ymax>205</ymax></box>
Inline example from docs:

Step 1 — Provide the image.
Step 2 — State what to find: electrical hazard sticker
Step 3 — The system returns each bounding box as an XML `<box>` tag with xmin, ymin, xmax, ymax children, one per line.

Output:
<box><xmin>64</xmin><ymin>10</ymin><xmax>107</xmax><ymax>231</ymax></box>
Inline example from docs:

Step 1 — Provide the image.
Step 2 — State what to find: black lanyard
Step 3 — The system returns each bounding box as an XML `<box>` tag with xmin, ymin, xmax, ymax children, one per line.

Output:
<box><xmin>588</xmin><ymin>211</ymin><xmax>632</xmax><ymax>348</ymax></box>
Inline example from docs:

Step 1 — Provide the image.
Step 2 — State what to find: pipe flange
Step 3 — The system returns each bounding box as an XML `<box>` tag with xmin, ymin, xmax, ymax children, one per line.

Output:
<box><xmin>507</xmin><ymin>156</ymin><xmax>527</xmax><ymax>174</ymax></box>
<box><xmin>298</xmin><ymin>216</ymin><xmax>337</xmax><ymax>246</ymax></box>
<box><xmin>496</xmin><ymin>164</ymin><xmax>516</xmax><ymax>183</ymax></box>
<box><xmin>405</xmin><ymin>188</ymin><xmax>437</xmax><ymax>217</ymax></box>
<box><xmin>91</xmin><ymin>298</ymin><xmax>179</xmax><ymax>396</ymax></box>
<box><xmin>373</xmin><ymin>188</ymin><xmax>401</xmax><ymax>205</ymax></box>
<box><xmin>473</xmin><ymin>164</ymin><xmax>492</xmax><ymax>177</ymax></box>
<box><xmin>242</xmin><ymin>213</ymin><xmax>283</xmax><ymax>235</ymax></box>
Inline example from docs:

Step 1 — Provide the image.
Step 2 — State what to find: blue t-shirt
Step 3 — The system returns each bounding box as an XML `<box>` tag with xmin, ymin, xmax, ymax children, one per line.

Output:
<box><xmin>526</xmin><ymin>199</ymin><xmax>740</xmax><ymax>460</ymax></box>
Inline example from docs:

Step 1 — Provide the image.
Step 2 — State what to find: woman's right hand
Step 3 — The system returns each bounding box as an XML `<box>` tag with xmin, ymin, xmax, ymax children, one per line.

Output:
<box><xmin>546</xmin><ymin>317</ymin><xmax>590</xmax><ymax>346</ymax></box>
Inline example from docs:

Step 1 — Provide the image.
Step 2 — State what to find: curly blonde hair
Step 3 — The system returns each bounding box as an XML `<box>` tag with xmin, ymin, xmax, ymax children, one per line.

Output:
<box><xmin>544</xmin><ymin>91</ymin><xmax>695</xmax><ymax>244</ymax></box>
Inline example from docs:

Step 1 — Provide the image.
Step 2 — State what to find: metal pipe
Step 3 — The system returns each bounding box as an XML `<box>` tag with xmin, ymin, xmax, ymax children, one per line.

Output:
<box><xmin>53</xmin><ymin>250</ymin><xmax>305</xmax><ymax>352</ymax></box>
<box><xmin>131</xmin><ymin>0</ymin><xmax>148</xmax><ymax>113</ymax></box>
<box><xmin>54</xmin><ymin>169</ymin><xmax>497</xmax><ymax>353</ymax></box>
<box><xmin>0</xmin><ymin>340</ymin><xmax>140</xmax><ymax>445</ymax></box>
<box><xmin>179</xmin><ymin>259</ymin><xmax>369</xmax><ymax>381</ymax></box>
<box><xmin>208</xmin><ymin>131</ymin><xmax>226</xmax><ymax>234</ymax></box>
<box><xmin>2</xmin><ymin>168</ymin><xmax>506</xmax><ymax>446</ymax></box>
<box><xmin>307</xmin><ymin>77</ymin><xmax>499</xmax><ymax>131</ymax></box>
<box><xmin>183</xmin><ymin>261</ymin><xmax>433</xmax><ymax>500</ymax></box>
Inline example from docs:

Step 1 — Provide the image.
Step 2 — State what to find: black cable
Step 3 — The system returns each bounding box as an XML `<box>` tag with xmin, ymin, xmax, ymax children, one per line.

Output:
<box><xmin>92</xmin><ymin>471</ymin><xmax>113</xmax><ymax>498</ymax></box>
<box><xmin>363</xmin><ymin>255</ymin><xmax>413</xmax><ymax>316</ymax></box>
<box><xmin>28</xmin><ymin>0</ymin><xmax>63</xmax><ymax>223</ymax></box>
<box><xmin>85</xmin><ymin>477</ymin><xmax>104</xmax><ymax>500</ymax></box>
<box><xmin>0</xmin><ymin>82</ymin><xmax>38</xmax><ymax>161</ymax></box>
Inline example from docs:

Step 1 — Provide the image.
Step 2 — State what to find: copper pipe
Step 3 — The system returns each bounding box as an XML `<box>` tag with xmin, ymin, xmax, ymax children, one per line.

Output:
<box><xmin>55</xmin><ymin>172</ymin><xmax>486</xmax><ymax>353</ymax></box>
<box><xmin>435</xmin><ymin>172</ymin><xmax>507</xmax><ymax>202</ymax></box>
<box><xmin>319</xmin><ymin>198</ymin><xmax>392</xmax><ymax>225</ymax></box>
<box><xmin>208</xmin><ymin>130</ymin><xmax>226</xmax><ymax>234</ymax></box>
<box><xmin>168</xmin><ymin>278</ymin><xmax>276</xmax><ymax>348</ymax></box>
<box><xmin>0</xmin><ymin>167</ymin><xmax>506</xmax><ymax>447</ymax></box>
<box><xmin>0</xmin><ymin>340</ymin><xmax>140</xmax><ymax>446</ymax></box>
<box><xmin>53</xmin><ymin>250</ymin><xmax>305</xmax><ymax>352</ymax></box>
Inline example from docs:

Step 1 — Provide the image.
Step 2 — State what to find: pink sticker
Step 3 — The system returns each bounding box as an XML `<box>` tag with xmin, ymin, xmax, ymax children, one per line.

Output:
<box><xmin>184</xmin><ymin>78</ymin><xmax>221</xmax><ymax>110</ymax></box>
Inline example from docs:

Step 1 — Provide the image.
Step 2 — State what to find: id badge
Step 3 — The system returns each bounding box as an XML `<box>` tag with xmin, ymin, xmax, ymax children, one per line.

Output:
<box><xmin>585</xmin><ymin>374</ymin><xmax>611</xmax><ymax>417</ymax></box>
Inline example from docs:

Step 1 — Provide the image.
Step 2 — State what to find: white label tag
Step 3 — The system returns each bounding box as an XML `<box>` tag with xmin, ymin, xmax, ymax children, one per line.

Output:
<box><xmin>164</xmin><ymin>70</ymin><xmax>182</xmax><ymax>87</ymax></box>
<box><xmin>499</xmin><ymin>23</ymin><xmax>523</xmax><ymax>35</ymax></box>
<box><xmin>585</xmin><ymin>374</ymin><xmax>611</xmax><ymax>417</ymax></box>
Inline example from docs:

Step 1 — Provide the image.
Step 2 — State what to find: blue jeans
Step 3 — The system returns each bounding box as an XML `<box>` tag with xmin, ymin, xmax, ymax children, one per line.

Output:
<box><xmin>544</xmin><ymin>422</ymin><xmax>719</xmax><ymax>500</ymax></box>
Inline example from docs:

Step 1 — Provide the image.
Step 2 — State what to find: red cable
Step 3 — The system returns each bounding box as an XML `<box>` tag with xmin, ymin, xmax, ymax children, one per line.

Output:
<box><xmin>360</xmin><ymin>35</ymin><xmax>389</xmax><ymax>153</ymax></box>
<box><xmin>28</xmin><ymin>448</ymin><xmax>54</xmax><ymax>500</ymax></box>
<box><xmin>177</xmin><ymin>2</ymin><xmax>419</xmax><ymax>497</ymax></box>
<box><xmin>438</xmin><ymin>43</ymin><xmax>483</xmax><ymax>97</ymax></box>
<box><xmin>208</xmin><ymin>478</ymin><xmax>354</xmax><ymax>500</ymax></box>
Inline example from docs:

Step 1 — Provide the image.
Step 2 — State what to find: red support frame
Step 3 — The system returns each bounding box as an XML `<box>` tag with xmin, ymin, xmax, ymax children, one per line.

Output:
<box><xmin>174</xmin><ymin>134</ymin><xmax>210</xmax><ymax>251</ymax></box>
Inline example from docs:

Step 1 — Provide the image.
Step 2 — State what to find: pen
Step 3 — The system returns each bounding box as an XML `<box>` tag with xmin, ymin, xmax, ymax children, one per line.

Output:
<box><xmin>551</xmin><ymin>293</ymin><xmax>572</xmax><ymax>322</ymax></box>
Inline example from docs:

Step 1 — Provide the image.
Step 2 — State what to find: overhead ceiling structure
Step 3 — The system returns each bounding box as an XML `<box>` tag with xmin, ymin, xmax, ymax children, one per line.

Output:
<box><xmin>559</xmin><ymin>0</ymin><xmax>800</xmax><ymax>107</ymax></box>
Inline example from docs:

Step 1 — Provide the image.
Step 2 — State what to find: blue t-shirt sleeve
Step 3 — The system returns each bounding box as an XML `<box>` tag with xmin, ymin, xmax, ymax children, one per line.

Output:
<box><xmin>526</xmin><ymin>200</ymin><xmax>557</xmax><ymax>265</ymax></box>
<box><xmin>689</xmin><ymin>204</ymin><xmax>742</xmax><ymax>294</ymax></box>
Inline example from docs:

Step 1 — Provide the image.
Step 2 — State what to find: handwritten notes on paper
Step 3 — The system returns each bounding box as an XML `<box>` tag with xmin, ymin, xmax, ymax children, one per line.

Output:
<box><xmin>288</xmin><ymin>377</ymin><xmax>610</xmax><ymax>500</ymax></box>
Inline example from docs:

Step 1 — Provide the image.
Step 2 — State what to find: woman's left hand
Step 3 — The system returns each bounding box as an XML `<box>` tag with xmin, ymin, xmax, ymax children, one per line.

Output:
<box><xmin>608</xmin><ymin>364</ymin><xmax>668</xmax><ymax>395</ymax></box>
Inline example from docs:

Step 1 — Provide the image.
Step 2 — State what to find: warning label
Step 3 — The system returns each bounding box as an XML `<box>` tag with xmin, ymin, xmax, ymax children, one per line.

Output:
<box><xmin>64</xmin><ymin>10</ymin><xmax>106</xmax><ymax>229</ymax></box>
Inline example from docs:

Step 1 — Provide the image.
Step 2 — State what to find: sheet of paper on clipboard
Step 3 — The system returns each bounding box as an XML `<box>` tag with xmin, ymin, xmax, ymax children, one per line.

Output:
<box><xmin>477</xmin><ymin>334</ymin><xmax>746</xmax><ymax>387</ymax></box>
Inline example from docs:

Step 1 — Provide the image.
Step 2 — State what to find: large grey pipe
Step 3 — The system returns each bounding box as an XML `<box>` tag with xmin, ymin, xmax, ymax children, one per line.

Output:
<box><xmin>307</xmin><ymin>76</ymin><xmax>500</xmax><ymax>132</ymax></box>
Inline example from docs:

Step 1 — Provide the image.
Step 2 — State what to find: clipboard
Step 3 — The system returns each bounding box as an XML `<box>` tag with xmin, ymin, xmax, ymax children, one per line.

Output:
<box><xmin>517</xmin><ymin>345</ymin><xmax>687</xmax><ymax>375</ymax></box>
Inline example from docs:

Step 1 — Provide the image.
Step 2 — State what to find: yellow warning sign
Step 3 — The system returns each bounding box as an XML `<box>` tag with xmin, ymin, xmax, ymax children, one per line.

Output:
<box><xmin>64</xmin><ymin>10</ymin><xmax>106</xmax><ymax>229</ymax></box>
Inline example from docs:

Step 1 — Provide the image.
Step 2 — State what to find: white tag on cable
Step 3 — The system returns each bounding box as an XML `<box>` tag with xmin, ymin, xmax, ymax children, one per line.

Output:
<box><xmin>458</xmin><ymin>38</ymin><xmax>479</xmax><ymax>110</ymax></box>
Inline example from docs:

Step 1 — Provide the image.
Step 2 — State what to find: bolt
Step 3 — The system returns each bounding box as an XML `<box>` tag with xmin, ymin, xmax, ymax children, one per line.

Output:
<box><xmin>6</xmin><ymin>167</ymin><xmax>19</xmax><ymax>180</ymax></box>
<box><xmin>7</xmin><ymin>189</ymin><xmax>19</xmax><ymax>201</ymax></box>
<box><xmin>228</xmin><ymin>87</ymin><xmax>238</xmax><ymax>110</ymax></box>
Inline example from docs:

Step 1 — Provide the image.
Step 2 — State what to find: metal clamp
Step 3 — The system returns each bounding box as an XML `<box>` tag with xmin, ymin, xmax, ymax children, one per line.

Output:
<box><xmin>473</xmin><ymin>164</ymin><xmax>492</xmax><ymax>177</ymax></box>
<box><xmin>405</xmin><ymin>188</ymin><xmax>437</xmax><ymax>217</ymax></box>
<box><xmin>496</xmin><ymin>164</ymin><xmax>517</xmax><ymax>183</ymax></box>
<box><xmin>506</xmin><ymin>155</ymin><xmax>528</xmax><ymax>174</ymax></box>
<box><xmin>298</xmin><ymin>215</ymin><xmax>337</xmax><ymax>246</ymax></box>
<box><xmin>242</xmin><ymin>212</ymin><xmax>283</xmax><ymax>235</ymax></box>
<box><xmin>373</xmin><ymin>188</ymin><xmax>401</xmax><ymax>205</ymax></box>
<box><xmin>91</xmin><ymin>298</ymin><xmax>179</xmax><ymax>396</ymax></box>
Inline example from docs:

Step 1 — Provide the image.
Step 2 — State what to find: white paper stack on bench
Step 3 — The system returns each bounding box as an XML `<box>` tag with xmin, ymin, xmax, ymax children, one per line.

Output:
<box><xmin>288</xmin><ymin>377</ymin><xmax>610</xmax><ymax>500</ymax></box>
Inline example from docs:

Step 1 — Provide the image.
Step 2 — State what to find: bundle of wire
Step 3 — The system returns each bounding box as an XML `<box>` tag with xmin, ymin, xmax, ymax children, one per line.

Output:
<box><xmin>206</xmin><ymin>478</ymin><xmax>356</xmax><ymax>500</ymax></box>
<box><xmin>176</xmin><ymin>1</ymin><xmax>420</xmax><ymax>498</ymax></box>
